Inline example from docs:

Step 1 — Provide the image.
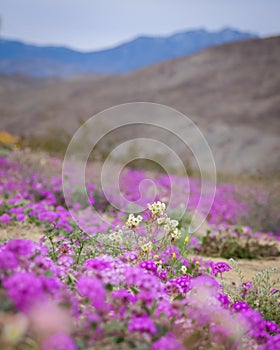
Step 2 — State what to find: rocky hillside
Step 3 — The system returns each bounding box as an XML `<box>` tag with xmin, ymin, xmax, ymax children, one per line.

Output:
<box><xmin>0</xmin><ymin>36</ymin><xmax>279</xmax><ymax>174</ymax></box>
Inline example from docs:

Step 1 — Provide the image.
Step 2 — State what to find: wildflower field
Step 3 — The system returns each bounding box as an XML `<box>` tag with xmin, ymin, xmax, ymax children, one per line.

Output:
<box><xmin>0</xmin><ymin>150</ymin><xmax>279</xmax><ymax>350</ymax></box>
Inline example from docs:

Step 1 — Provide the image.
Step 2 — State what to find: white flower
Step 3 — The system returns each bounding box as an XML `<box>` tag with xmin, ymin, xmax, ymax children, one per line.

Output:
<box><xmin>170</xmin><ymin>228</ymin><xmax>181</xmax><ymax>240</ymax></box>
<box><xmin>126</xmin><ymin>214</ymin><xmax>143</xmax><ymax>229</ymax></box>
<box><xmin>141</xmin><ymin>241</ymin><xmax>153</xmax><ymax>253</ymax></box>
<box><xmin>163</xmin><ymin>218</ymin><xmax>179</xmax><ymax>234</ymax></box>
<box><xmin>109</xmin><ymin>229</ymin><xmax>123</xmax><ymax>244</ymax></box>
<box><xmin>147</xmin><ymin>201</ymin><xmax>166</xmax><ymax>217</ymax></box>
<box><xmin>181</xmin><ymin>265</ymin><xmax>187</xmax><ymax>274</ymax></box>
<box><xmin>157</xmin><ymin>217</ymin><xmax>166</xmax><ymax>225</ymax></box>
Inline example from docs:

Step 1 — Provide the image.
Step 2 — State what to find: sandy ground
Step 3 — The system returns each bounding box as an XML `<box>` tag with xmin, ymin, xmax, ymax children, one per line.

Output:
<box><xmin>0</xmin><ymin>223</ymin><xmax>45</xmax><ymax>242</ymax></box>
<box><xmin>207</xmin><ymin>256</ymin><xmax>280</xmax><ymax>287</ymax></box>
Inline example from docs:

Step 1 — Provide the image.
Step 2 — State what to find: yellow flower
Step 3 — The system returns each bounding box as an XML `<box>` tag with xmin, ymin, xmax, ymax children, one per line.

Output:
<box><xmin>0</xmin><ymin>131</ymin><xmax>18</xmax><ymax>146</ymax></box>
<box><xmin>172</xmin><ymin>252</ymin><xmax>176</xmax><ymax>260</ymax></box>
<box><xmin>184</xmin><ymin>236</ymin><xmax>189</xmax><ymax>244</ymax></box>
<box><xmin>195</xmin><ymin>261</ymin><xmax>200</xmax><ymax>266</ymax></box>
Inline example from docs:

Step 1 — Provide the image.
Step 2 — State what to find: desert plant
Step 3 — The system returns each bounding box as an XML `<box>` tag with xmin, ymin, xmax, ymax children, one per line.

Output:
<box><xmin>197</xmin><ymin>226</ymin><xmax>279</xmax><ymax>259</ymax></box>
<box><xmin>223</xmin><ymin>259</ymin><xmax>280</xmax><ymax>326</ymax></box>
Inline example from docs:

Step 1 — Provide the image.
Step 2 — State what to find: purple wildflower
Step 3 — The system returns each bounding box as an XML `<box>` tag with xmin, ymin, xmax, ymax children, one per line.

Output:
<box><xmin>6</xmin><ymin>239</ymin><xmax>35</xmax><ymax>259</ymax></box>
<box><xmin>165</xmin><ymin>275</ymin><xmax>193</xmax><ymax>295</ymax></box>
<box><xmin>139</xmin><ymin>260</ymin><xmax>158</xmax><ymax>274</ymax></box>
<box><xmin>112</xmin><ymin>290</ymin><xmax>136</xmax><ymax>304</ymax></box>
<box><xmin>257</xmin><ymin>334</ymin><xmax>280</xmax><ymax>350</ymax></box>
<box><xmin>232</xmin><ymin>301</ymin><xmax>249</xmax><ymax>313</ymax></box>
<box><xmin>211</xmin><ymin>262</ymin><xmax>231</xmax><ymax>277</ymax></box>
<box><xmin>128</xmin><ymin>315</ymin><xmax>157</xmax><ymax>334</ymax></box>
<box><xmin>0</xmin><ymin>213</ymin><xmax>12</xmax><ymax>224</ymax></box>
<box><xmin>191</xmin><ymin>275</ymin><xmax>221</xmax><ymax>291</ymax></box>
<box><xmin>76</xmin><ymin>277</ymin><xmax>106</xmax><ymax>310</ymax></box>
<box><xmin>152</xmin><ymin>335</ymin><xmax>184</xmax><ymax>350</ymax></box>
<box><xmin>3</xmin><ymin>272</ymin><xmax>45</xmax><ymax>311</ymax></box>
<box><xmin>42</xmin><ymin>333</ymin><xmax>77</xmax><ymax>350</ymax></box>
<box><xmin>84</xmin><ymin>257</ymin><xmax>111</xmax><ymax>271</ymax></box>
<box><xmin>265</xmin><ymin>321</ymin><xmax>280</xmax><ymax>334</ymax></box>
<box><xmin>16</xmin><ymin>213</ymin><xmax>26</xmax><ymax>222</ymax></box>
<box><xmin>0</xmin><ymin>249</ymin><xmax>18</xmax><ymax>270</ymax></box>
<box><xmin>216</xmin><ymin>292</ymin><xmax>230</xmax><ymax>309</ymax></box>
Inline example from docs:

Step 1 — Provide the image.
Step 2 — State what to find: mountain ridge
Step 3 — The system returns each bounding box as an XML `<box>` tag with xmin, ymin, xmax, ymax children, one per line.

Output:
<box><xmin>0</xmin><ymin>27</ymin><xmax>257</xmax><ymax>77</ymax></box>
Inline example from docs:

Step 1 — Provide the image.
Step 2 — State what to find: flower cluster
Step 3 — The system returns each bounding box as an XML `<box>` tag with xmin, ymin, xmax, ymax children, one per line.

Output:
<box><xmin>140</xmin><ymin>241</ymin><xmax>153</xmax><ymax>253</ymax></box>
<box><xmin>0</xmin><ymin>153</ymin><xmax>279</xmax><ymax>350</ymax></box>
<box><xmin>157</xmin><ymin>216</ymin><xmax>182</xmax><ymax>241</ymax></box>
<box><xmin>211</xmin><ymin>261</ymin><xmax>232</xmax><ymax>276</ymax></box>
<box><xmin>148</xmin><ymin>201</ymin><xmax>166</xmax><ymax>217</ymax></box>
<box><xmin>126</xmin><ymin>213</ymin><xmax>143</xmax><ymax>229</ymax></box>
<box><xmin>108</xmin><ymin>229</ymin><xmax>123</xmax><ymax>244</ymax></box>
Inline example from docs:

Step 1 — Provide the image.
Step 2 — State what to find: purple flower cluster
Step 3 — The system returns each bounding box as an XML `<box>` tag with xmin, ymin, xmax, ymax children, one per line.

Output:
<box><xmin>139</xmin><ymin>260</ymin><xmax>158</xmax><ymax>274</ymax></box>
<box><xmin>211</xmin><ymin>261</ymin><xmax>232</xmax><ymax>276</ymax></box>
<box><xmin>0</xmin><ymin>154</ymin><xmax>279</xmax><ymax>349</ymax></box>
<box><xmin>166</xmin><ymin>275</ymin><xmax>192</xmax><ymax>294</ymax></box>
<box><xmin>77</xmin><ymin>276</ymin><xmax>106</xmax><ymax>310</ymax></box>
<box><xmin>128</xmin><ymin>315</ymin><xmax>157</xmax><ymax>334</ymax></box>
<box><xmin>0</xmin><ymin>237</ymin><xmax>278</xmax><ymax>349</ymax></box>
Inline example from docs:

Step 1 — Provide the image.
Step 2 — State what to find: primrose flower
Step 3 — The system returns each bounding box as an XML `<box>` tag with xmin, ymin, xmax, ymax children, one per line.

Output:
<box><xmin>164</xmin><ymin>218</ymin><xmax>179</xmax><ymax>233</ymax></box>
<box><xmin>141</xmin><ymin>241</ymin><xmax>153</xmax><ymax>254</ymax></box>
<box><xmin>170</xmin><ymin>228</ymin><xmax>181</xmax><ymax>240</ymax></box>
<box><xmin>159</xmin><ymin>217</ymin><xmax>181</xmax><ymax>240</ymax></box>
<box><xmin>157</xmin><ymin>216</ymin><xmax>166</xmax><ymax>225</ymax></box>
<box><xmin>109</xmin><ymin>229</ymin><xmax>123</xmax><ymax>244</ymax></box>
<box><xmin>126</xmin><ymin>213</ymin><xmax>143</xmax><ymax>229</ymax></box>
<box><xmin>148</xmin><ymin>201</ymin><xmax>166</xmax><ymax>217</ymax></box>
<box><xmin>181</xmin><ymin>265</ymin><xmax>187</xmax><ymax>274</ymax></box>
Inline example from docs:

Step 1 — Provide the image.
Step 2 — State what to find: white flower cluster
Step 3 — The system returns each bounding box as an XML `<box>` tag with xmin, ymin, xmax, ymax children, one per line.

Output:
<box><xmin>126</xmin><ymin>213</ymin><xmax>143</xmax><ymax>229</ymax></box>
<box><xmin>158</xmin><ymin>216</ymin><xmax>181</xmax><ymax>240</ymax></box>
<box><xmin>109</xmin><ymin>229</ymin><xmax>123</xmax><ymax>244</ymax></box>
<box><xmin>141</xmin><ymin>241</ymin><xmax>153</xmax><ymax>253</ymax></box>
<box><xmin>147</xmin><ymin>201</ymin><xmax>166</xmax><ymax>217</ymax></box>
<box><xmin>170</xmin><ymin>228</ymin><xmax>181</xmax><ymax>240</ymax></box>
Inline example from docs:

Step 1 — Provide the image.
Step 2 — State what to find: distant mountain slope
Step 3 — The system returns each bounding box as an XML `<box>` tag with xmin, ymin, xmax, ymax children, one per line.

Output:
<box><xmin>0</xmin><ymin>36</ymin><xmax>279</xmax><ymax>174</ymax></box>
<box><xmin>0</xmin><ymin>28</ymin><xmax>257</xmax><ymax>77</ymax></box>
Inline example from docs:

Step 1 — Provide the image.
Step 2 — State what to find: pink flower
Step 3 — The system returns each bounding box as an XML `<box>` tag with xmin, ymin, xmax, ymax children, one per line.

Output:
<box><xmin>76</xmin><ymin>277</ymin><xmax>106</xmax><ymax>310</ymax></box>
<box><xmin>42</xmin><ymin>333</ymin><xmax>77</xmax><ymax>350</ymax></box>
<box><xmin>128</xmin><ymin>316</ymin><xmax>157</xmax><ymax>334</ymax></box>
<box><xmin>0</xmin><ymin>213</ymin><xmax>12</xmax><ymax>224</ymax></box>
<box><xmin>211</xmin><ymin>262</ymin><xmax>231</xmax><ymax>276</ymax></box>
<box><xmin>16</xmin><ymin>213</ymin><xmax>26</xmax><ymax>222</ymax></box>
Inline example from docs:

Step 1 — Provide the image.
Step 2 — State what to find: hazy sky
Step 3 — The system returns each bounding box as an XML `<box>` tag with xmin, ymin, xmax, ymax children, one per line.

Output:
<box><xmin>1</xmin><ymin>0</ymin><xmax>280</xmax><ymax>51</ymax></box>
